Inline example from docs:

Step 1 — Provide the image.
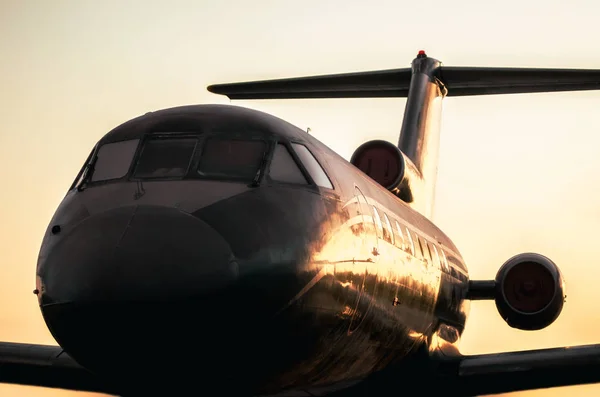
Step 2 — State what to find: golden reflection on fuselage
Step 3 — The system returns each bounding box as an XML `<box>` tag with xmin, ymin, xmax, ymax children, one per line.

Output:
<box><xmin>304</xmin><ymin>193</ymin><xmax>444</xmax><ymax>338</ymax></box>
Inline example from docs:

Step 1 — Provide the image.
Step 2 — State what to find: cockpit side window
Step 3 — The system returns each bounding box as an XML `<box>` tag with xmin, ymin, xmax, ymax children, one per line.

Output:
<box><xmin>268</xmin><ymin>143</ymin><xmax>309</xmax><ymax>185</ymax></box>
<box><xmin>91</xmin><ymin>139</ymin><xmax>140</xmax><ymax>182</ymax></box>
<box><xmin>70</xmin><ymin>146</ymin><xmax>96</xmax><ymax>190</ymax></box>
<box><xmin>290</xmin><ymin>143</ymin><xmax>334</xmax><ymax>189</ymax></box>
<box><xmin>197</xmin><ymin>138</ymin><xmax>267</xmax><ymax>182</ymax></box>
<box><xmin>133</xmin><ymin>138</ymin><xmax>197</xmax><ymax>179</ymax></box>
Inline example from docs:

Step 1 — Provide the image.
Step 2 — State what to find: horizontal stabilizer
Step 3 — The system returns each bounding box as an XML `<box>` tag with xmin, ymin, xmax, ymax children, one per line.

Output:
<box><xmin>0</xmin><ymin>342</ymin><xmax>117</xmax><ymax>395</ymax></box>
<box><xmin>446</xmin><ymin>343</ymin><xmax>600</xmax><ymax>395</ymax></box>
<box><xmin>208</xmin><ymin>65</ymin><xmax>600</xmax><ymax>99</ymax></box>
<box><xmin>208</xmin><ymin>68</ymin><xmax>413</xmax><ymax>99</ymax></box>
<box><xmin>441</xmin><ymin>67</ymin><xmax>600</xmax><ymax>96</ymax></box>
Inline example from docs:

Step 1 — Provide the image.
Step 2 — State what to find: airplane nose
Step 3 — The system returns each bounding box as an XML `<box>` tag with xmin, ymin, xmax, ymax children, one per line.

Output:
<box><xmin>39</xmin><ymin>204</ymin><xmax>236</xmax><ymax>305</ymax></box>
<box><xmin>38</xmin><ymin>205</ymin><xmax>242</xmax><ymax>392</ymax></box>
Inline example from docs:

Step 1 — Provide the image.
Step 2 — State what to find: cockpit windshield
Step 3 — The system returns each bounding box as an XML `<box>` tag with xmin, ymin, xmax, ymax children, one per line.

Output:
<box><xmin>78</xmin><ymin>134</ymin><xmax>332</xmax><ymax>190</ymax></box>
<box><xmin>91</xmin><ymin>139</ymin><xmax>140</xmax><ymax>182</ymax></box>
<box><xmin>133</xmin><ymin>138</ymin><xmax>197</xmax><ymax>179</ymax></box>
<box><xmin>197</xmin><ymin>138</ymin><xmax>267</xmax><ymax>181</ymax></box>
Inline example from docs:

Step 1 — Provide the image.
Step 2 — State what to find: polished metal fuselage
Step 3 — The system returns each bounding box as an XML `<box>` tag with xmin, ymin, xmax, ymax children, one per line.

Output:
<box><xmin>36</xmin><ymin>105</ymin><xmax>470</xmax><ymax>395</ymax></box>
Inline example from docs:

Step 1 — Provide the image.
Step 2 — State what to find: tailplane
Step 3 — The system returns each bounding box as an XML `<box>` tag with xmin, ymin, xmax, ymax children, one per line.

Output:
<box><xmin>208</xmin><ymin>52</ymin><xmax>600</xmax><ymax>218</ymax></box>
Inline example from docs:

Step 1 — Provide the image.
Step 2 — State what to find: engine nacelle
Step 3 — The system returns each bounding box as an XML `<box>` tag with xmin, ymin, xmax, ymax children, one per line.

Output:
<box><xmin>494</xmin><ymin>253</ymin><xmax>566</xmax><ymax>331</ymax></box>
<box><xmin>350</xmin><ymin>140</ymin><xmax>422</xmax><ymax>203</ymax></box>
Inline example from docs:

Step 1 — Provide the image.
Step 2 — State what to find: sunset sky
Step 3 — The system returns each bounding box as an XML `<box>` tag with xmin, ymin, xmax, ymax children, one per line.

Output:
<box><xmin>2</xmin><ymin>1</ymin><xmax>600</xmax><ymax>396</ymax></box>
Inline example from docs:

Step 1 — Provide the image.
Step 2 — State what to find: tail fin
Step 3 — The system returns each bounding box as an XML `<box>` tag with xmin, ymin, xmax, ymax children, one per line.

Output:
<box><xmin>208</xmin><ymin>53</ymin><xmax>600</xmax><ymax>218</ymax></box>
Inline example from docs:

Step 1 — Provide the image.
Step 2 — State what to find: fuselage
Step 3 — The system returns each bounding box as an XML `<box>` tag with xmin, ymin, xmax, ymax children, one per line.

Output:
<box><xmin>36</xmin><ymin>104</ymin><xmax>470</xmax><ymax>395</ymax></box>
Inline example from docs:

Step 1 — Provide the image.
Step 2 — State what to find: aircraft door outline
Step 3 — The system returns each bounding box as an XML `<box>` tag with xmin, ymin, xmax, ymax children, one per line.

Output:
<box><xmin>348</xmin><ymin>186</ymin><xmax>378</xmax><ymax>334</ymax></box>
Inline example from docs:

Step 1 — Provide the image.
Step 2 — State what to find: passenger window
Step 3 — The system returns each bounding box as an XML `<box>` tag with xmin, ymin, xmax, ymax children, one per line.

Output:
<box><xmin>197</xmin><ymin>139</ymin><xmax>266</xmax><ymax>181</ymax></box>
<box><xmin>372</xmin><ymin>206</ymin><xmax>384</xmax><ymax>239</ymax></box>
<box><xmin>431</xmin><ymin>244</ymin><xmax>441</xmax><ymax>269</ymax></box>
<box><xmin>356</xmin><ymin>190</ymin><xmax>372</xmax><ymax>235</ymax></box>
<box><xmin>440</xmin><ymin>249</ymin><xmax>449</xmax><ymax>272</ymax></box>
<box><xmin>405</xmin><ymin>227</ymin><xmax>415</xmax><ymax>255</ymax></box>
<box><xmin>91</xmin><ymin>139</ymin><xmax>140</xmax><ymax>182</ymax></box>
<box><xmin>425</xmin><ymin>241</ymin><xmax>433</xmax><ymax>262</ymax></box>
<box><xmin>382</xmin><ymin>213</ymin><xmax>394</xmax><ymax>244</ymax></box>
<box><xmin>134</xmin><ymin>138</ymin><xmax>196</xmax><ymax>179</ymax></box>
<box><xmin>394</xmin><ymin>221</ymin><xmax>405</xmax><ymax>250</ymax></box>
<box><xmin>269</xmin><ymin>144</ymin><xmax>309</xmax><ymax>184</ymax></box>
<box><xmin>416</xmin><ymin>236</ymin><xmax>425</xmax><ymax>261</ymax></box>
<box><xmin>291</xmin><ymin>143</ymin><xmax>334</xmax><ymax>189</ymax></box>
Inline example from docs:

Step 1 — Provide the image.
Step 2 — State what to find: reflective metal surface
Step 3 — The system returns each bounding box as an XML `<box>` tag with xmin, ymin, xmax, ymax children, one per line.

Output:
<box><xmin>36</xmin><ymin>104</ymin><xmax>469</xmax><ymax>395</ymax></box>
<box><xmin>398</xmin><ymin>53</ymin><xmax>445</xmax><ymax>218</ymax></box>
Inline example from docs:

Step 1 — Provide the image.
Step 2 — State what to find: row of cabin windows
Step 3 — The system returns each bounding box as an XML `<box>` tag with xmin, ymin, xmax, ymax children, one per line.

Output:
<box><xmin>81</xmin><ymin>137</ymin><xmax>333</xmax><ymax>190</ymax></box>
<box><xmin>370</xmin><ymin>204</ymin><xmax>459</xmax><ymax>277</ymax></box>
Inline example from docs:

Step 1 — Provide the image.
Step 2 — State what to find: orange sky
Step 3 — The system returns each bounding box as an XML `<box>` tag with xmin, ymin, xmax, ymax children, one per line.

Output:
<box><xmin>2</xmin><ymin>0</ymin><xmax>600</xmax><ymax>396</ymax></box>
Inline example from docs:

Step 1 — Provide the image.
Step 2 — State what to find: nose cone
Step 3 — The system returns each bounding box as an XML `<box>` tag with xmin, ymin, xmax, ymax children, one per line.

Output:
<box><xmin>38</xmin><ymin>205</ymin><xmax>236</xmax><ymax>305</ymax></box>
<box><xmin>37</xmin><ymin>205</ymin><xmax>241</xmax><ymax>391</ymax></box>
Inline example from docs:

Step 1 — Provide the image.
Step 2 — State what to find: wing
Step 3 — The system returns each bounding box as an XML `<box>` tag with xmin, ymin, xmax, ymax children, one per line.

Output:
<box><xmin>437</xmin><ymin>343</ymin><xmax>600</xmax><ymax>396</ymax></box>
<box><xmin>4</xmin><ymin>340</ymin><xmax>600</xmax><ymax>395</ymax></box>
<box><xmin>0</xmin><ymin>341</ymin><xmax>117</xmax><ymax>395</ymax></box>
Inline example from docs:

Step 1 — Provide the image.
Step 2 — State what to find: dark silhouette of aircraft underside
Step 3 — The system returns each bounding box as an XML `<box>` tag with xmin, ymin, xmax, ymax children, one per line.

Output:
<box><xmin>2</xmin><ymin>51</ymin><xmax>600</xmax><ymax>396</ymax></box>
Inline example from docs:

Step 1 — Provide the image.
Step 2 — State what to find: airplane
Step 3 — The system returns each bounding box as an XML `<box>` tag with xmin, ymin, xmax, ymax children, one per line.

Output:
<box><xmin>3</xmin><ymin>50</ymin><xmax>600</xmax><ymax>396</ymax></box>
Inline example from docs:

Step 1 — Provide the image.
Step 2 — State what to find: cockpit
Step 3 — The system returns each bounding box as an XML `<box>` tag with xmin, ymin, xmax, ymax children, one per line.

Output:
<box><xmin>72</xmin><ymin>133</ymin><xmax>334</xmax><ymax>191</ymax></box>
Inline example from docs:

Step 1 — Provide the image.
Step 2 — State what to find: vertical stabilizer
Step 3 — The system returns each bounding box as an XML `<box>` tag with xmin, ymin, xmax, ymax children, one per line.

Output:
<box><xmin>398</xmin><ymin>51</ymin><xmax>447</xmax><ymax>218</ymax></box>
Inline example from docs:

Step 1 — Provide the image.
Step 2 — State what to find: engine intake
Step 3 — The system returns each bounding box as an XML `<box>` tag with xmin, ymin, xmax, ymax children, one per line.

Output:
<box><xmin>494</xmin><ymin>253</ymin><xmax>566</xmax><ymax>331</ymax></box>
<box><xmin>467</xmin><ymin>253</ymin><xmax>566</xmax><ymax>330</ymax></box>
<box><xmin>350</xmin><ymin>140</ymin><xmax>421</xmax><ymax>203</ymax></box>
